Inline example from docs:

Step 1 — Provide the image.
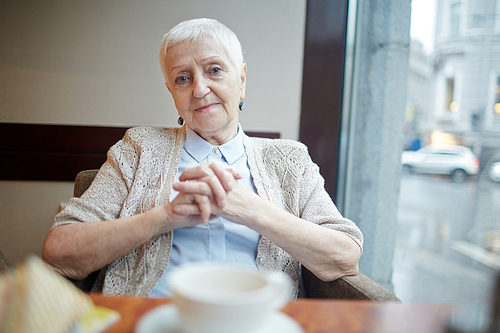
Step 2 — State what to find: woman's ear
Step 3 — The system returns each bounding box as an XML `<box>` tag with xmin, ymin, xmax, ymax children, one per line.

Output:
<box><xmin>240</xmin><ymin>63</ymin><xmax>247</xmax><ymax>100</ymax></box>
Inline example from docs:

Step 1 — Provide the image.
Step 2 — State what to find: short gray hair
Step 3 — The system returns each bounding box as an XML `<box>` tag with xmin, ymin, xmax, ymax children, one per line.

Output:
<box><xmin>159</xmin><ymin>18</ymin><xmax>244</xmax><ymax>81</ymax></box>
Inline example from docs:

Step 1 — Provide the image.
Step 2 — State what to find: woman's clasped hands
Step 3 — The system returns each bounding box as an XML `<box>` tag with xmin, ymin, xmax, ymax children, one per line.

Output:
<box><xmin>169</xmin><ymin>161</ymin><xmax>253</xmax><ymax>227</ymax></box>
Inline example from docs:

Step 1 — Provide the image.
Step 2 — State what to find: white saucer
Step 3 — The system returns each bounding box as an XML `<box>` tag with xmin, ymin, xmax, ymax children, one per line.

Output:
<box><xmin>135</xmin><ymin>304</ymin><xmax>304</xmax><ymax>333</ymax></box>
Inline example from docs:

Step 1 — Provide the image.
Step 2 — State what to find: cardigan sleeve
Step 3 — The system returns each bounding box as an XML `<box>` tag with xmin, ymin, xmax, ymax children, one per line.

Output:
<box><xmin>245</xmin><ymin>135</ymin><xmax>364</xmax><ymax>251</ymax></box>
<box><xmin>298</xmin><ymin>149</ymin><xmax>364</xmax><ymax>250</ymax></box>
<box><xmin>52</xmin><ymin>129</ymin><xmax>140</xmax><ymax>228</ymax></box>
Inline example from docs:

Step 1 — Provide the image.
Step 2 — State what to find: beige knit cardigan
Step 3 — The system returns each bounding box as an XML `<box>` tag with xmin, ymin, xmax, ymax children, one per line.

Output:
<box><xmin>54</xmin><ymin>126</ymin><xmax>363</xmax><ymax>299</ymax></box>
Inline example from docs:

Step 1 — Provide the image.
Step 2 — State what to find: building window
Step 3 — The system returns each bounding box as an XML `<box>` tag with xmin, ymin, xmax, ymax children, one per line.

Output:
<box><xmin>445</xmin><ymin>77</ymin><xmax>458</xmax><ymax>111</ymax></box>
<box><xmin>495</xmin><ymin>77</ymin><xmax>500</xmax><ymax>115</ymax></box>
<box><xmin>450</xmin><ymin>2</ymin><xmax>461</xmax><ymax>35</ymax></box>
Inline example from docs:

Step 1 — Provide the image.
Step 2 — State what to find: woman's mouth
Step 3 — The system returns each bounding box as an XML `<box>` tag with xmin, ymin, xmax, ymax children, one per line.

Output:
<box><xmin>195</xmin><ymin>103</ymin><xmax>218</xmax><ymax>112</ymax></box>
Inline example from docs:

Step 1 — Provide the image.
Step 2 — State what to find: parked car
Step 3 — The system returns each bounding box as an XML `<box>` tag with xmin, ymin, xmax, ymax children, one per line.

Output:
<box><xmin>489</xmin><ymin>162</ymin><xmax>500</xmax><ymax>182</ymax></box>
<box><xmin>401</xmin><ymin>145</ymin><xmax>479</xmax><ymax>182</ymax></box>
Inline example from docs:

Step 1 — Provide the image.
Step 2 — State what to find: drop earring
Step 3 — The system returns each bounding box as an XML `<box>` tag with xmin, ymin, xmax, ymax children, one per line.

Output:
<box><xmin>239</xmin><ymin>100</ymin><xmax>246</xmax><ymax>111</ymax></box>
<box><xmin>177</xmin><ymin>116</ymin><xmax>184</xmax><ymax>126</ymax></box>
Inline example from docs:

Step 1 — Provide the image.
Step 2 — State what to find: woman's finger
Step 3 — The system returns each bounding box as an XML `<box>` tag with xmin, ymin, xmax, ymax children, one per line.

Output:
<box><xmin>226</xmin><ymin>167</ymin><xmax>243</xmax><ymax>180</ymax></box>
<box><xmin>202</xmin><ymin>174</ymin><xmax>228</xmax><ymax>208</ymax></box>
<box><xmin>176</xmin><ymin>176</ymin><xmax>227</xmax><ymax>209</ymax></box>
<box><xmin>172</xmin><ymin>203</ymin><xmax>201</xmax><ymax>216</ymax></box>
<box><xmin>171</xmin><ymin>193</ymin><xmax>214</xmax><ymax>224</ymax></box>
<box><xmin>209</xmin><ymin>162</ymin><xmax>239</xmax><ymax>191</ymax></box>
<box><xmin>179</xmin><ymin>163</ymin><xmax>213</xmax><ymax>182</ymax></box>
<box><xmin>194</xmin><ymin>194</ymin><xmax>211</xmax><ymax>223</ymax></box>
<box><xmin>173</xmin><ymin>178</ymin><xmax>226</xmax><ymax>208</ymax></box>
<box><xmin>178</xmin><ymin>164</ymin><xmax>228</xmax><ymax>207</ymax></box>
<box><xmin>173</xmin><ymin>180</ymin><xmax>212</xmax><ymax>196</ymax></box>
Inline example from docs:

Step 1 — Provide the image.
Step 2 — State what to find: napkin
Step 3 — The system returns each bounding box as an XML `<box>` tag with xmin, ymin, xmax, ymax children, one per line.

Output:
<box><xmin>0</xmin><ymin>255</ymin><xmax>119</xmax><ymax>333</ymax></box>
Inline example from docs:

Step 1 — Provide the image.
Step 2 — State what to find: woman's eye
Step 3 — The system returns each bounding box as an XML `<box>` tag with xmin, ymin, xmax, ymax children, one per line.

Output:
<box><xmin>210</xmin><ymin>67</ymin><xmax>221</xmax><ymax>75</ymax></box>
<box><xmin>175</xmin><ymin>76</ymin><xmax>188</xmax><ymax>84</ymax></box>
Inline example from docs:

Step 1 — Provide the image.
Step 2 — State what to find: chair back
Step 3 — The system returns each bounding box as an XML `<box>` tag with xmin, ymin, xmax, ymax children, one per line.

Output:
<box><xmin>74</xmin><ymin>170</ymin><xmax>99</xmax><ymax>197</ymax></box>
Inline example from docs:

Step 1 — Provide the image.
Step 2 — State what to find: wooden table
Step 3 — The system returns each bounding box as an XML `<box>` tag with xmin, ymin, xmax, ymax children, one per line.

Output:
<box><xmin>90</xmin><ymin>294</ymin><xmax>453</xmax><ymax>333</ymax></box>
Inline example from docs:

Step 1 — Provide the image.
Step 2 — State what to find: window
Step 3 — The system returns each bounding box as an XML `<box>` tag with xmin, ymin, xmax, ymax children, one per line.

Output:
<box><xmin>450</xmin><ymin>2</ymin><xmax>461</xmax><ymax>35</ymax></box>
<box><xmin>396</xmin><ymin>0</ymin><xmax>500</xmax><ymax>329</ymax></box>
<box><xmin>445</xmin><ymin>77</ymin><xmax>457</xmax><ymax>111</ymax></box>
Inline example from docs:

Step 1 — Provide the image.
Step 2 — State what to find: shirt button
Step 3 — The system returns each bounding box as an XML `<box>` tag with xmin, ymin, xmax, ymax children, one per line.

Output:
<box><xmin>212</xmin><ymin>148</ymin><xmax>219</xmax><ymax>155</ymax></box>
<box><xmin>256</xmin><ymin>256</ymin><xmax>264</xmax><ymax>266</ymax></box>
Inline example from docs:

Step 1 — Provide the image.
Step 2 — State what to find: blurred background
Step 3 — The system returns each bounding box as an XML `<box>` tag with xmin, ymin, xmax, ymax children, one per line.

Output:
<box><xmin>394</xmin><ymin>0</ymin><xmax>500</xmax><ymax>329</ymax></box>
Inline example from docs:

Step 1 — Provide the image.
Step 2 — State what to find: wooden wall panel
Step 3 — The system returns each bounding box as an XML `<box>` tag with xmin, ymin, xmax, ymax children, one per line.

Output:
<box><xmin>0</xmin><ymin>123</ymin><xmax>279</xmax><ymax>181</ymax></box>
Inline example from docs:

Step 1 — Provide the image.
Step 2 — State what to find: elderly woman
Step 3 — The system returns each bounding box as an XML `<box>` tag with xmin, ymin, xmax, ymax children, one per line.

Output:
<box><xmin>43</xmin><ymin>18</ymin><xmax>363</xmax><ymax>298</ymax></box>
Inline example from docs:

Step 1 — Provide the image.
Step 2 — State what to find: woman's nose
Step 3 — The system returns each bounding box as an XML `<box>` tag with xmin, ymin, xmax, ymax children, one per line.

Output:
<box><xmin>193</xmin><ymin>76</ymin><xmax>210</xmax><ymax>98</ymax></box>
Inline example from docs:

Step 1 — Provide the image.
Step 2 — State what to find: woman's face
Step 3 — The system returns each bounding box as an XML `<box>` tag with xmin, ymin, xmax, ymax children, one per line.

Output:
<box><xmin>164</xmin><ymin>38</ymin><xmax>246</xmax><ymax>146</ymax></box>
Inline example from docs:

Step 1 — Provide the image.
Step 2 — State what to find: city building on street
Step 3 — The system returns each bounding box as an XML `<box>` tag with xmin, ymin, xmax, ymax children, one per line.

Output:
<box><xmin>429</xmin><ymin>0</ymin><xmax>500</xmax><ymax>166</ymax></box>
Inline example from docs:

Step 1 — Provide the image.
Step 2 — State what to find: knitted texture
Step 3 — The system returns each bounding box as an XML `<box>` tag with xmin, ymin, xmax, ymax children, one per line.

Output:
<box><xmin>54</xmin><ymin>126</ymin><xmax>363</xmax><ymax>299</ymax></box>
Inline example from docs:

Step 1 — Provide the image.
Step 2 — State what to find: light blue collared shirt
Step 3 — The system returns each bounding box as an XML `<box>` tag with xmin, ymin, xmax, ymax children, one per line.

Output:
<box><xmin>150</xmin><ymin>125</ymin><xmax>260</xmax><ymax>297</ymax></box>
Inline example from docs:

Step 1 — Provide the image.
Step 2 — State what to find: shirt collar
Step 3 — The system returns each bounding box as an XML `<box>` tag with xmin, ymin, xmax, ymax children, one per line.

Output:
<box><xmin>184</xmin><ymin>125</ymin><xmax>245</xmax><ymax>165</ymax></box>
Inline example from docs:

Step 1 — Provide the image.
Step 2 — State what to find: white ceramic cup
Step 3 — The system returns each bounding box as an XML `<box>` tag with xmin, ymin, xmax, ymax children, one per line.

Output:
<box><xmin>168</xmin><ymin>262</ymin><xmax>291</xmax><ymax>333</ymax></box>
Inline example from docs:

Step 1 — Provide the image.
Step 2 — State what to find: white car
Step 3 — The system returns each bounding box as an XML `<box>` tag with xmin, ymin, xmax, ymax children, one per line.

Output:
<box><xmin>401</xmin><ymin>145</ymin><xmax>479</xmax><ymax>182</ymax></box>
<box><xmin>489</xmin><ymin>162</ymin><xmax>500</xmax><ymax>182</ymax></box>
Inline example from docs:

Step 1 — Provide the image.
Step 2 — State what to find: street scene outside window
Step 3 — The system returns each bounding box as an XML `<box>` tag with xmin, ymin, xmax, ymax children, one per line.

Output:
<box><xmin>392</xmin><ymin>0</ymin><xmax>500</xmax><ymax>329</ymax></box>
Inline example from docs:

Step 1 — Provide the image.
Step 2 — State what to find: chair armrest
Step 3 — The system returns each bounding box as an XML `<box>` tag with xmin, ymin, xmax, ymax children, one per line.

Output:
<box><xmin>302</xmin><ymin>267</ymin><xmax>400</xmax><ymax>301</ymax></box>
<box><xmin>68</xmin><ymin>270</ymin><xmax>101</xmax><ymax>292</ymax></box>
